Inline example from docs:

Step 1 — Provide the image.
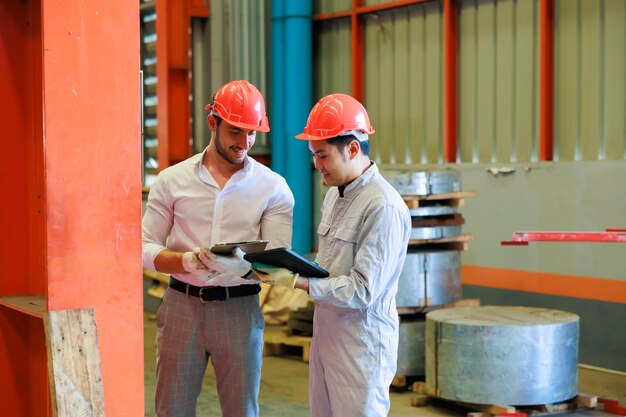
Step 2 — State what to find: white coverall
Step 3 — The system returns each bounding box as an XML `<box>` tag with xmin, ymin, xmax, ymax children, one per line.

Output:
<box><xmin>308</xmin><ymin>163</ymin><xmax>411</xmax><ymax>417</ymax></box>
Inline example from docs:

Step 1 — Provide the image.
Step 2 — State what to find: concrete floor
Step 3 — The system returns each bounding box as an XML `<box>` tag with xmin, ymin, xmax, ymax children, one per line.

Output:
<box><xmin>143</xmin><ymin>314</ymin><xmax>624</xmax><ymax>417</ymax></box>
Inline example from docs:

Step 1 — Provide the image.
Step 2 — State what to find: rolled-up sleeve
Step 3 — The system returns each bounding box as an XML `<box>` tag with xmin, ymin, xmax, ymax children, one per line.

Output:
<box><xmin>142</xmin><ymin>178</ymin><xmax>174</xmax><ymax>270</ymax></box>
<box><xmin>260</xmin><ymin>179</ymin><xmax>295</xmax><ymax>249</ymax></box>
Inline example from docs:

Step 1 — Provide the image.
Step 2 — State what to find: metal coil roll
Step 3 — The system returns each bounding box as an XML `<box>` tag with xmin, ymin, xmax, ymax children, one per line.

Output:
<box><xmin>426</xmin><ymin>306</ymin><xmax>580</xmax><ymax>405</ymax></box>
<box><xmin>396</xmin><ymin>250</ymin><xmax>461</xmax><ymax>307</ymax></box>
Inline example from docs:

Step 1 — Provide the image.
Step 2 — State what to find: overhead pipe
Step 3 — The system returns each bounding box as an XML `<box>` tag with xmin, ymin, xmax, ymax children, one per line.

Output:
<box><xmin>271</xmin><ymin>0</ymin><xmax>313</xmax><ymax>254</ymax></box>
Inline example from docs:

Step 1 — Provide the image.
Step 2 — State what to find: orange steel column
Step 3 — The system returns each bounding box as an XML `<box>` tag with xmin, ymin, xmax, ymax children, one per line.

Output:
<box><xmin>156</xmin><ymin>0</ymin><xmax>191</xmax><ymax>169</ymax></box>
<box><xmin>155</xmin><ymin>0</ymin><xmax>208</xmax><ymax>171</ymax></box>
<box><xmin>539</xmin><ymin>0</ymin><xmax>555</xmax><ymax>161</ymax></box>
<box><xmin>443</xmin><ymin>0</ymin><xmax>459</xmax><ymax>163</ymax></box>
<box><xmin>1</xmin><ymin>1</ymin><xmax>142</xmax><ymax>415</ymax></box>
<box><xmin>1</xmin><ymin>1</ymin><xmax>48</xmax><ymax>415</ymax></box>
<box><xmin>351</xmin><ymin>0</ymin><xmax>364</xmax><ymax>102</ymax></box>
<box><xmin>41</xmin><ymin>0</ymin><xmax>144</xmax><ymax>416</ymax></box>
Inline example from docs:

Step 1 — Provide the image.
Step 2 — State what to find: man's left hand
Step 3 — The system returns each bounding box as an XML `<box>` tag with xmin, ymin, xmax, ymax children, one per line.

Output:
<box><xmin>251</xmin><ymin>263</ymin><xmax>298</xmax><ymax>288</ymax></box>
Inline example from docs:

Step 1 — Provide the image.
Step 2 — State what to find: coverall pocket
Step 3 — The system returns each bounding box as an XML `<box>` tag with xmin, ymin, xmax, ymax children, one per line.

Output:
<box><xmin>335</xmin><ymin>226</ymin><xmax>359</xmax><ymax>243</ymax></box>
<box><xmin>316</xmin><ymin>222</ymin><xmax>331</xmax><ymax>265</ymax></box>
<box><xmin>333</xmin><ymin>226</ymin><xmax>359</xmax><ymax>263</ymax></box>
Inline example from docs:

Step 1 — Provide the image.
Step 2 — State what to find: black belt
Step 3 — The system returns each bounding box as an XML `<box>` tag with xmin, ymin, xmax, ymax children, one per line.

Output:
<box><xmin>169</xmin><ymin>277</ymin><xmax>261</xmax><ymax>302</ymax></box>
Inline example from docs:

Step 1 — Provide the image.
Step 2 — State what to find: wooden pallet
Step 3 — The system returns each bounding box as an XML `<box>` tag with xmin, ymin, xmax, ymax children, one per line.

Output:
<box><xmin>390</xmin><ymin>374</ymin><xmax>424</xmax><ymax>391</ymax></box>
<box><xmin>396</xmin><ymin>298</ymin><xmax>480</xmax><ymax>316</ymax></box>
<box><xmin>408</xmin><ymin>233</ymin><xmax>474</xmax><ymax>252</ymax></box>
<box><xmin>411</xmin><ymin>214</ymin><xmax>465</xmax><ymax>228</ymax></box>
<box><xmin>263</xmin><ymin>326</ymin><xmax>312</xmax><ymax>363</ymax></box>
<box><xmin>411</xmin><ymin>382</ymin><xmax>597</xmax><ymax>416</ymax></box>
<box><xmin>144</xmin><ymin>269</ymin><xmax>170</xmax><ymax>300</ymax></box>
<box><xmin>402</xmin><ymin>190</ymin><xmax>477</xmax><ymax>209</ymax></box>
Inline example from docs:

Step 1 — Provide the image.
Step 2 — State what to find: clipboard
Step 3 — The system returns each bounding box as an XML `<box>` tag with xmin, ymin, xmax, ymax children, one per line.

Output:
<box><xmin>244</xmin><ymin>247</ymin><xmax>330</xmax><ymax>278</ymax></box>
<box><xmin>210</xmin><ymin>240</ymin><xmax>269</xmax><ymax>255</ymax></box>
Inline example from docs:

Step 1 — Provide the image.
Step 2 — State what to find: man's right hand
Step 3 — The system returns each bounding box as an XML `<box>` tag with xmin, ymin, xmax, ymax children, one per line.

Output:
<box><xmin>182</xmin><ymin>247</ymin><xmax>219</xmax><ymax>281</ymax></box>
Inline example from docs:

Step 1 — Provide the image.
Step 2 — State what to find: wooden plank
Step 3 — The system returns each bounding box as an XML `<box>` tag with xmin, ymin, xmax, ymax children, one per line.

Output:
<box><xmin>45</xmin><ymin>308</ymin><xmax>105</xmax><ymax>417</ymax></box>
<box><xmin>397</xmin><ymin>298</ymin><xmax>481</xmax><ymax>315</ymax></box>
<box><xmin>411</xmin><ymin>214</ymin><xmax>465</xmax><ymax>227</ymax></box>
<box><xmin>575</xmin><ymin>393</ymin><xmax>597</xmax><ymax>409</ymax></box>
<box><xmin>391</xmin><ymin>375</ymin><xmax>407</xmax><ymax>388</ymax></box>
<box><xmin>263</xmin><ymin>327</ymin><xmax>312</xmax><ymax>363</ymax></box>
<box><xmin>412</xmin><ymin>381</ymin><xmax>429</xmax><ymax>395</ymax></box>
<box><xmin>455</xmin><ymin>400</ymin><xmax>515</xmax><ymax>414</ymax></box>
<box><xmin>146</xmin><ymin>282</ymin><xmax>167</xmax><ymax>300</ymax></box>
<box><xmin>409</xmin><ymin>233</ymin><xmax>474</xmax><ymax>245</ymax></box>
<box><xmin>411</xmin><ymin>395</ymin><xmax>432</xmax><ymax>407</ymax></box>
<box><xmin>143</xmin><ymin>269</ymin><xmax>170</xmax><ymax>284</ymax></box>
<box><xmin>404</xmin><ymin>197</ymin><xmax>467</xmax><ymax>209</ymax></box>
<box><xmin>0</xmin><ymin>295</ymin><xmax>46</xmax><ymax>319</ymax></box>
<box><xmin>403</xmin><ymin>190</ymin><xmax>477</xmax><ymax>201</ymax></box>
<box><xmin>402</xmin><ymin>191</ymin><xmax>477</xmax><ymax>208</ymax></box>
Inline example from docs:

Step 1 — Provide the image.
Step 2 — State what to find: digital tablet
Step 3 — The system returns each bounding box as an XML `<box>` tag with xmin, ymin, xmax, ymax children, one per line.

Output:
<box><xmin>244</xmin><ymin>247</ymin><xmax>330</xmax><ymax>278</ymax></box>
<box><xmin>210</xmin><ymin>240</ymin><xmax>269</xmax><ymax>255</ymax></box>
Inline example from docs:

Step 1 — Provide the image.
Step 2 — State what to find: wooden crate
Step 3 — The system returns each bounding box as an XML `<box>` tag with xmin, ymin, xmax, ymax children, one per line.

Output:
<box><xmin>408</xmin><ymin>233</ymin><xmax>474</xmax><ymax>252</ymax></box>
<box><xmin>411</xmin><ymin>382</ymin><xmax>597</xmax><ymax>416</ymax></box>
<box><xmin>263</xmin><ymin>326</ymin><xmax>312</xmax><ymax>363</ymax></box>
<box><xmin>390</xmin><ymin>374</ymin><xmax>424</xmax><ymax>391</ymax></box>
<box><xmin>402</xmin><ymin>190</ymin><xmax>477</xmax><ymax>209</ymax></box>
<box><xmin>397</xmin><ymin>298</ymin><xmax>480</xmax><ymax>316</ymax></box>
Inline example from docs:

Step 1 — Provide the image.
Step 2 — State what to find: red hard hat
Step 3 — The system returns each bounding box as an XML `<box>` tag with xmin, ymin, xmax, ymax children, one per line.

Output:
<box><xmin>295</xmin><ymin>93</ymin><xmax>374</xmax><ymax>141</ymax></box>
<box><xmin>204</xmin><ymin>80</ymin><xmax>270</xmax><ymax>132</ymax></box>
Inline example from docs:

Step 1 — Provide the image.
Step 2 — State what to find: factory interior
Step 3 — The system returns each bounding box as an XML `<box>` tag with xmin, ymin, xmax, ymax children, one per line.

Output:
<box><xmin>1</xmin><ymin>0</ymin><xmax>625</xmax><ymax>416</ymax></box>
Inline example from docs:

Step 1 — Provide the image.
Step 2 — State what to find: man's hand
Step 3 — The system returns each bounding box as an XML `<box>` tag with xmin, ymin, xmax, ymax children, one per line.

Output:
<box><xmin>251</xmin><ymin>262</ymin><xmax>298</xmax><ymax>288</ymax></box>
<box><xmin>197</xmin><ymin>247</ymin><xmax>252</xmax><ymax>279</ymax></box>
<box><xmin>182</xmin><ymin>247</ymin><xmax>220</xmax><ymax>281</ymax></box>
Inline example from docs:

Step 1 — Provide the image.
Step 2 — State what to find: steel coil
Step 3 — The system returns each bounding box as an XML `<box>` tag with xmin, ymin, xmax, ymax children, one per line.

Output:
<box><xmin>425</xmin><ymin>306</ymin><xmax>579</xmax><ymax>405</ymax></box>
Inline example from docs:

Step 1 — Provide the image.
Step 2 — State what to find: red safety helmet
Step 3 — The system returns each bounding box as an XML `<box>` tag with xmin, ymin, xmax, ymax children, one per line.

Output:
<box><xmin>205</xmin><ymin>80</ymin><xmax>270</xmax><ymax>132</ymax></box>
<box><xmin>295</xmin><ymin>93</ymin><xmax>374</xmax><ymax>141</ymax></box>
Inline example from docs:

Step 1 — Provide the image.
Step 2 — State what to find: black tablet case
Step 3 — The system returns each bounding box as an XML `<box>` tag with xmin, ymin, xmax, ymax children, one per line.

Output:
<box><xmin>244</xmin><ymin>247</ymin><xmax>330</xmax><ymax>278</ymax></box>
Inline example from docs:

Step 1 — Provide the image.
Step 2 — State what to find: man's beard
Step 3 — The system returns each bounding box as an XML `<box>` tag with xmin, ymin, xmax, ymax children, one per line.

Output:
<box><xmin>215</xmin><ymin>131</ymin><xmax>245</xmax><ymax>164</ymax></box>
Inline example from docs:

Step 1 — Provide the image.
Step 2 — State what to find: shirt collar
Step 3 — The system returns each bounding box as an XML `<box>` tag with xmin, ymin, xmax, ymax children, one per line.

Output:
<box><xmin>195</xmin><ymin>148</ymin><xmax>253</xmax><ymax>185</ymax></box>
<box><xmin>339</xmin><ymin>161</ymin><xmax>378</xmax><ymax>198</ymax></box>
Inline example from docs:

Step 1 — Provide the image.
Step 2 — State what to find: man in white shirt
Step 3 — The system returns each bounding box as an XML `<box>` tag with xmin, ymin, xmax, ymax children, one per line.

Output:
<box><xmin>142</xmin><ymin>80</ymin><xmax>295</xmax><ymax>417</ymax></box>
<box><xmin>253</xmin><ymin>93</ymin><xmax>411</xmax><ymax>417</ymax></box>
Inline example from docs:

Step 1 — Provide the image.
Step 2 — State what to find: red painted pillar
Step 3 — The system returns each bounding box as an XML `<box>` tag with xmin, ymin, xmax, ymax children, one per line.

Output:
<box><xmin>351</xmin><ymin>0</ymin><xmax>364</xmax><ymax>102</ymax></box>
<box><xmin>0</xmin><ymin>0</ymin><xmax>144</xmax><ymax>415</ymax></box>
<box><xmin>539</xmin><ymin>0</ymin><xmax>555</xmax><ymax>161</ymax></box>
<box><xmin>443</xmin><ymin>0</ymin><xmax>458</xmax><ymax>163</ymax></box>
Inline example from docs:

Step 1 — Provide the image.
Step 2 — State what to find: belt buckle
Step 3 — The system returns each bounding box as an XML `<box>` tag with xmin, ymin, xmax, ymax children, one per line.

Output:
<box><xmin>199</xmin><ymin>287</ymin><xmax>229</xmax><ymax>302</ymax></box>
<box><xmin>199</xmin><ymin>287</ymin><xmax>212</xmax><ymax>303</ymax></box>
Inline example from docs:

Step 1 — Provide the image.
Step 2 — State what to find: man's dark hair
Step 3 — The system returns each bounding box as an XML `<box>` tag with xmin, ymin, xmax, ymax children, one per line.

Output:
<box><xmin>326</xmin><ymin>134</ymin><xmax>370</xmax><ymax>157</ymax></box>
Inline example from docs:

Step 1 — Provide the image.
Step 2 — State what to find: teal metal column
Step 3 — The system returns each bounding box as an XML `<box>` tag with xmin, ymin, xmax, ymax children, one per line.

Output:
<box><xmin>271</xmin><ymin>0</ymin><xmax>312</xmax><ymax>254</ymax></box>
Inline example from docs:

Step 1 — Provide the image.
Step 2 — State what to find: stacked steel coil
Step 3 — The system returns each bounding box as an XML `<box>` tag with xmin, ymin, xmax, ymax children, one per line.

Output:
<box><xmin>383</xmin><ymin>169</ymin><xmax>467</xmax><ymax>378</ymax></box>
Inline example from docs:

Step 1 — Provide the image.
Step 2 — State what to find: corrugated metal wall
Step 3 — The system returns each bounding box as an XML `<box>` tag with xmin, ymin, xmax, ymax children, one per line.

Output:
<box><xmin>555</xmin><ymin>0</ymin><xmax>626</xmax><ymax>161</ymax></box>
<box><xmin>458</xmin><ymin>0</ymin><xmax>539</xmax><ymax>163</ymax></box>
<box><xmin>314</xmin><ymin>18</ymin><xmax>352</xmax><ymax>96</ymax></box>
<box><xmin>312</xmin><ymin>0</ymin><xmax>625</xmax><ymax>164</ymax></box>
<box><xmin>204</xmin><ymin>0</ymin><xmax>269</xmax><ymax>152</ymax></box>
<box><xmin>364</xmin><ymin>3</ymin><xmax>444</xmax><ymax>165</ymax></box>
<box><xmin>315</xmin><ymin>0</ymin><xmax>351</xmax><ymax>15</ymax></box>
<box><xmin>229</xmin><ymin>0</ymin><xmax>267</xmax><ymax>90</ymax></box>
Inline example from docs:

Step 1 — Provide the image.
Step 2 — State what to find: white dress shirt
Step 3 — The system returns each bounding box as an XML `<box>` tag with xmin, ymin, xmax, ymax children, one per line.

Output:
<box><xmin>142</xmin><ymin>149</ymin><xmax>295</xmax><ymax>287</ymax></box>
